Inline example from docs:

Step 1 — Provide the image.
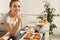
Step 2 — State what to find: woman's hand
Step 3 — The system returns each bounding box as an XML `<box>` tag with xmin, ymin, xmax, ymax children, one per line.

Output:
<box><xmin>17</xmin><ymin>15</ymin><xmax>21</xmax><ymax>22</ymax></box>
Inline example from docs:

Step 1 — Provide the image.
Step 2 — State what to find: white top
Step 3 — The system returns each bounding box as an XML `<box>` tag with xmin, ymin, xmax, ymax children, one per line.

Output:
<box><xmin>0</xmin><ymin>13</ymin><xmax>21</xmax><ymax>34</ymax></box>
<box><xmin>6</xmin><ymin>16</ymin><xmax>18</xmax><ymax>28</ymax></box>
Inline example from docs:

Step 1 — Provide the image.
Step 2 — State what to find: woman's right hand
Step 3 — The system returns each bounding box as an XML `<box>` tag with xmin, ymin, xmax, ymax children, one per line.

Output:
<box><xmin>17</xmin><ymin>15</ymin><xmax>21</xmax><ymax>22</ymax></box>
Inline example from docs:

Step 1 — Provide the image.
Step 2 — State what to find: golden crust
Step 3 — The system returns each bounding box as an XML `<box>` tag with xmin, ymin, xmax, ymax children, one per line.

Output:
<box><xmin>33</xmin><ymin>38</ymin><xmax>39</xmax><ymax>40</ymax></box>
<box><xmin>24</xmin><ymin>32</ymin><xmax>33</xmax><ymax>39</ymax></box>
<box><xmin>23</xmin><ymin>33</ymin><xmax>41</xmax><ymax>40</ymax></box>
<box><xmin>33</xmin><ymin>34</ymin><xmax>41</xmax><ymax>39</ymax></box>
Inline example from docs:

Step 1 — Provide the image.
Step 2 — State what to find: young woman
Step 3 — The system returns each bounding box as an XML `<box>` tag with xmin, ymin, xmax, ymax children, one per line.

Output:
<box><xmin>0</xmin><ymin>0</ymin><xmax>22</xmax><ymax>40</ymax></box>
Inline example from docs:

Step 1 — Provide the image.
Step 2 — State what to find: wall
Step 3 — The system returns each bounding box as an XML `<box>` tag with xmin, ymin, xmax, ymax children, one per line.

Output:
<box><xmin>0</xmin><ymin>0</ymin><xmax>44</xmax><ymax>14</ymax></box>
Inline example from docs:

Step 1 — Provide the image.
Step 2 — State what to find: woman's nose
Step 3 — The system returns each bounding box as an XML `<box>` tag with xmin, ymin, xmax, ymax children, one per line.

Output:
<box><xmin>16</xmin><ymin>7</ymin><xmax>19</xmax><ymax>10</ymax></box>
<box><xmin>16</xmin><ymin>7</ymin><xmax>20</xmax><ymax>10</ymax></box>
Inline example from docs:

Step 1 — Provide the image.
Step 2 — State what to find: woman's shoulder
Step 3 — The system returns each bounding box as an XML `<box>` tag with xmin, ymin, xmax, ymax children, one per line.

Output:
<box><xmin>0</xmin><ymin>13</ymin><xmax>8</xmax><ymax>22</ymax></box>
<box><xmin>2</xmin><ymin>13</ymin><xmax>9</xmax><ymax>18</ymax></box>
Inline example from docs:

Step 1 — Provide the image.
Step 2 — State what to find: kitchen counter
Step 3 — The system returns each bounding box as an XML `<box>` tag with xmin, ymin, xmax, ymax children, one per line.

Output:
<box><xmin>0</xmin><ymin>32</ymin><xmax>44</xmax><ymax>40</ymax></box>
<box><xmin>39</xmin><ymin>23</ymin><xmax>50</xmax><ymax>40</ymax></box>
<box><xmin>0</xmin><ymin>23</ymin><xmax>50</xmax><ymax>40</ymax></box>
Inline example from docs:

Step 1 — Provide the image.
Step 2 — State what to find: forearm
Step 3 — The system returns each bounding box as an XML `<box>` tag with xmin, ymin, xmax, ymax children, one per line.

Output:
<box><xmin>3</xmin><ymin>22</ymin><xmax>13</xmax><ymax>35</ymax></box>
<box><xmin>12</xmin><ymin>21</ymin><xmax>21</xmax><ymax>35</ymax></box>
<box><xmin>12</xmin><ymin>15</ymin><xmax>22</xmax><ymax>36</ymax></box>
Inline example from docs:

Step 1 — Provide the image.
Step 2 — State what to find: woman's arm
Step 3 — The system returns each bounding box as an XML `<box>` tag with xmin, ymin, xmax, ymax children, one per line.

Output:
<box><xmin>3</xmin><ymin>15</ymin><xmax>22</xmax><ymax>36</ymax></box>
<box><xmin>3</xmin><ymin>22</ymin><xmax>13</xmax><ymax>35</ymax></box>
<box><xmin>12</xmin><ymin>15</ymin><xmax>22</xmax><ymax>36</ymax></box>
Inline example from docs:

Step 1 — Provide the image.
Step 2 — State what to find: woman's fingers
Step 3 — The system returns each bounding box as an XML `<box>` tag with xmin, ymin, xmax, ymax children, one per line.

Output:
<box><xmin>17</xmin><ymin>15</ymin><xmax>21</xmax><ymax>22</ymax></box>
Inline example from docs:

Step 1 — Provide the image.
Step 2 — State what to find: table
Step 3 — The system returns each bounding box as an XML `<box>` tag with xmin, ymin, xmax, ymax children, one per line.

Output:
<box><xmin>1</xmin><ymin>32</ymin><xmax>44</xmax><ymax>40</ymax></box>
<box><xmin>0</xmin><ymin>23</ymin><xmax>50</xmax><ymax>40</ymax></box>
<box><xmin>39</xmin><ymin>23</ymin><xmax>50</xmax><ymax>40</ymax></box>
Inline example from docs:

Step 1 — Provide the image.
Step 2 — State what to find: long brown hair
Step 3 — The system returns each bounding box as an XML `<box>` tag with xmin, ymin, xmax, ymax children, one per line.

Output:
<box><xmin>9</xmin><ymin>0</ymin><xmax>20</xmax><ymax>7</ymax></box>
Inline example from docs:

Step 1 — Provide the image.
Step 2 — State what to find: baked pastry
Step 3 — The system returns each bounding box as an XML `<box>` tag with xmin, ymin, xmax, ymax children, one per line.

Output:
<box><xmin>24</xmin><ymin>38</ymin><xmax>31</xmax><ymax>40</ymax></box>
<box><xmin>27</xmin><ymin>32</ymin><xmax>33</xmax><ymax>37</ymax></box>
<box><xmin>24</xmin><ymin>32</ymin><xmax>33</xmax><ymax>39</ymax></box>
<box><xmin>33</xmin><ymin>38</ymin><xmax>39</xmax><ymax>40</ymax></box>
<box><xmin>24</xmin><ymin>36</ymin><xmax>30</xmax><ymax>39</ymax></box>
<box><xmin>33</xmin><ymin>34</ymin><xmax>41</xmax><ymax>39</ymax></box>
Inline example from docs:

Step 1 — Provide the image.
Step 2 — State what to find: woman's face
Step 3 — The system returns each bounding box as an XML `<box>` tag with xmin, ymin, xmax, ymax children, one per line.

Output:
<box><xmin>10</xmin><ymin>1</ymin><xmax>20</xmax><ymax>16</ymax></box>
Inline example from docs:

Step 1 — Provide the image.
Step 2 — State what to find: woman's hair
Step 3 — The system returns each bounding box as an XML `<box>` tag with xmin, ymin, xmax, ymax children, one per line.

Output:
<box><xmin>9</xmin><ymin>0</ymin><xmax>20</xmax><ymax>7</ymax></box>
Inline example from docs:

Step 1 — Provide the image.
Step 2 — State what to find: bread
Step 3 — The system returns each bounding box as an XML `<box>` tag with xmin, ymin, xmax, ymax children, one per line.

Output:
<box><xmin>24</xmin><ymin>33</ymin><xmax>41</xmax><ymax>40</ymax></box>
<box><xmin>33</xmin><ymin>38</ymin><xmax>39</xmax><ymax>40</ymax></box>
<box><xmin>24</xmin><ymin>32</ymin><xmax>33</xmax><ymax>39</ymax></box>
<box><xmin>24</xmin><ymin>38</ymin><xmax>31</xmax><ymax>40</ymax></box>
<box><xmin>33</xmin><ymin>34</ymin><xmax>41</xmax><ymax>39</ymax></box>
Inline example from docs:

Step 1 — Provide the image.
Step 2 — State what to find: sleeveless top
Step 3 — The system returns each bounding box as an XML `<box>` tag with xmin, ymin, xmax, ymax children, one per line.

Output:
<box><xmin>6</xmin><ymin>14</ymin><xmax>18</xmax><ymax>28</ymax></box>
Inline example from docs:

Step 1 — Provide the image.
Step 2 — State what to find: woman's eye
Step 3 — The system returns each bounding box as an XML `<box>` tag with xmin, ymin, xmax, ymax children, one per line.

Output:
<box><xmin>13</xmin><ymin>5</ymin><xmax>20</xmax><ymax>8</ymax></box>
<box><xmin>14</xmin><ymin>5</ymin><xmax>17</xmax><ymax>7</ymax></box>
<box><xmin>18</xmin><ymin>5</ymin><xmax>20</xmax><ymax>8</ymax></box>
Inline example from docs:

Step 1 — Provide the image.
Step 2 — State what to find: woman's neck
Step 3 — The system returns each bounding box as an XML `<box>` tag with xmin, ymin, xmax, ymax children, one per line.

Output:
<box><xmin>9</xmin><ymin>14</ymin><xmax>16</xmax><ymax>21</ymax></box>
<box><xmin>9</xmin><ymin>12</ymin><xmax>16</xmax><ymax>18</ymax></box>
<box><xmin>10</xmin><ymin>15</ymin><xmax>15</xmax><ymax>18</ymax></box>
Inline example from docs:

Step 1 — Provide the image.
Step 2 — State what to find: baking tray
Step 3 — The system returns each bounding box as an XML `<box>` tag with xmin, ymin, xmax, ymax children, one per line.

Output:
<box><xmin>19</xmin><ymin>32</ymin><xmax>43</xmax><ymax>40</ymax></box>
